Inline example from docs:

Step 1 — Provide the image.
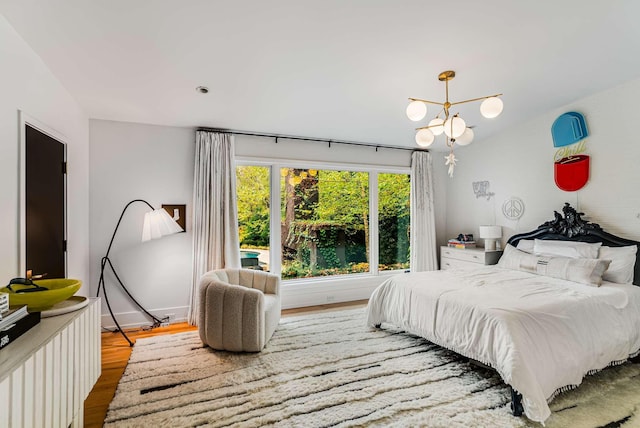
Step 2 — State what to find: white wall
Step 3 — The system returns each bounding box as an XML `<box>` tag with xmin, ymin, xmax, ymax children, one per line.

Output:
<box><xmin>235</xmin><ymin>134</ymin><xmax>412</xmax><ymax>166</ymax></box>
<box><xmin>89</xmin><ymin>122</ymin><xmax>449</xmax><ymax>324</ymax></box>
<box><xmin>89</xmin><ymin>120</ymin><xmax>195</xmax><ymax>328</ymax></box>
<box><xmin>0</xmin><ymin>15</ymin><xmax>89</xmax><ymax>288</ymax></box>
<box><xmin>444</xmin><ymin>77</ymin><xmax>640</xmax><ymax>249</ymax></box>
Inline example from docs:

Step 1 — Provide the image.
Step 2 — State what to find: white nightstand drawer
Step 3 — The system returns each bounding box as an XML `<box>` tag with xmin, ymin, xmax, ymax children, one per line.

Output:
<box><xmin>440</xmin><ymin>246</ymin><xmax>502</xmax><ymax>270</ymax></box>
<box><xmin>441</xmin><ymin>247</ymin><xmax>485</xmax><ymax>263</ymax></box>
<box><xmin>441</xmin><ymin>256</ymin><xmax>478</xmax><ymax>270</ymax></box>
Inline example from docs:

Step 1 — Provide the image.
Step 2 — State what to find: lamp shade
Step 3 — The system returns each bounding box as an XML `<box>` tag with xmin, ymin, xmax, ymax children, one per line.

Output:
<box><xmin>406</xmin><ymin>101</ymin><xmax>427</xmax><ymax>121</ymax></box>
<box><xmin>142</xmin><ymin>208</ymin><xmax>184</xmax><ymax>242</ymax></box>
<box><xmin>455</xmin><ymin>127</ymin><xmax>474</xmax><ymax>146</ymax></box>
<box><xmin>480</xmin><ymin>97</ymin><xmax>504</xmax><ymax>119</ymax></box>
<box><xmin>428</xmin><ymin>117</ymin><xmax>445</xmax><ymax>135</ymax></box>
<box><xmin>443</xmin><ymin>116</ymin><xmax>466</xmax><ymax>138</ymax></box>
<box><xmin>415</xmin><ymin>128</ymin><xmax>435</xmax><ymax>147</ymax></box>
<box><xmin>479</xmin><ymin>225</ymin><xmax>502</xmax><ymax>239</ymax></box>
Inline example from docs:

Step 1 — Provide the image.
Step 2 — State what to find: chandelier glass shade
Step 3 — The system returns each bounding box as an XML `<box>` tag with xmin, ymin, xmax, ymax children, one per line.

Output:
<box><xmin>443</xmin><ymin>115</ymin><xmax>466</xmax><ymax>138</ymax></box>
<box><xmin>406</xmin><ymin>70</ymin><xmax>503</xmax><ymax>176</ymax></box>
<box><xmin>406</xmin><ymin>100</ymin><xmax>428</xmax><ymax>122</ymax></box>
<box><xmin>428</xmin><ymin>118</ymin><xmax>444</xmax><ymax>135</ymax></box>
<box><xmin>456</xmin><ymin>127</ymin><xmax>474</xmax><ymax>146</ymax></box>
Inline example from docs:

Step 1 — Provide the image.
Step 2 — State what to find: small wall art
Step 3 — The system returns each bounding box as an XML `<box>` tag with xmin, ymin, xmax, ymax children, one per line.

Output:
<box><xmin>472</xmin><ymin>181</ymin><xmax>495</xmax><ymax>200</ymax></box>
<box><xmin>502</xmin><ymin>197</ymin><xmax>525</xmax><ymax>221</ymax></box>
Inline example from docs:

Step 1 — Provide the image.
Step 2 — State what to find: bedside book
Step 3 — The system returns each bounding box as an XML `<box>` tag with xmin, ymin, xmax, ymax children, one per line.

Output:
<box><xmin>0</xmin><ymin>311</ymin><xmax>41</xmax><ymax>350</ymax></box>
<box><xmin>0</xmin><ymin>292</ymin><xmax>8</xmax><ymax>315</ymax></box>
<box><xmin>0</xmin><ymin>305</ymin><xmax>28</xmax><ymax>331</ymax></box>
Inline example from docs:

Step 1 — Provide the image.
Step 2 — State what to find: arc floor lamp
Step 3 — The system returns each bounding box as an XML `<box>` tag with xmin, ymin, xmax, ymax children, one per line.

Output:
<box><xmin>97</xmin><ymin>199</ymin><xmax>183</xmax><ymax>346</ymax></box>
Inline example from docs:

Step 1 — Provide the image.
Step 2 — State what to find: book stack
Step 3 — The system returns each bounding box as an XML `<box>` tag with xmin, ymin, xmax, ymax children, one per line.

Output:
<box><xmin>0</xmin><ymin>303</ymin><xmax>41</xmax><ymax>350</ymax></box>
<box><xmin>448</xmin><ymin>237</ymin><xmax>476</xmax><ymax>249</ymax></box>
<box><xmin>0</xmin><ymin>292</ymin><xmax>8</xmax><ymax>315</ymax></box>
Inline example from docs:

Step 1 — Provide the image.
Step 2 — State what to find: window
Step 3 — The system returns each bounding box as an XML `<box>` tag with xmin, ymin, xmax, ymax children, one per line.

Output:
<box><xmin>280</xmin><ymin>168</ymin><xmax>369</xmax><ymax>279</ymax></box>
<box><xmin>236</xmin><ymin>165</ymin><xmax>270</xmax><ymax>271</ymax></box>
<box><xmin>236</xmin><ymin>162</ymin><xmax>410</xmax><ymax>281</ymax></box>
<box><xmin>378</xmin><ymin>173</ymin><xmax>410</xmax><ymax>271</ymax></box>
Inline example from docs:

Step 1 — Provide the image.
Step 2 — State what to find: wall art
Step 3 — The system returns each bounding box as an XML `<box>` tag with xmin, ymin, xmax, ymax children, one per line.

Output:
<box><xmin>551</xmin><ymin>112</ymin><xmax>590</xmax><ymax>191</ymax></box>
<box><xmin>502</xmin><ymin>197</ymin><xmax>525</xmax><ymax>221</ymax></box>
<box><xmin>472</xmin><ymin>181</ymin><xmax>494</xmax><ymax>200</ymax></box>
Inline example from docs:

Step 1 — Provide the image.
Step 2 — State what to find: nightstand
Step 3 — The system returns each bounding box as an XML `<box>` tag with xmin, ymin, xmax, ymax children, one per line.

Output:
<box><xmin>440</xmin><ymin>246</ymin><xmax>503</xmax><ymax>270</ymax></box>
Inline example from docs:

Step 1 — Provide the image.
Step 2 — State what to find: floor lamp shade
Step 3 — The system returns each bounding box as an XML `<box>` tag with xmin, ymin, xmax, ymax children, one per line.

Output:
<box><xmin>479</xmin><ymin>225</ymin><xmax>502</xmax><ymax>251</ymax></box>
<box><xmin>142</xmin><ymin>208</ymin><xmax>184</xmax><ymax>242</ymax></box>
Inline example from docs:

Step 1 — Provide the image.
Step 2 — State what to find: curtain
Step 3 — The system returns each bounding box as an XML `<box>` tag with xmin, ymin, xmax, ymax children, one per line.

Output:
<box><xmin>188</xmin><ymin>131</ymin><xmax>241</xmax><ymax>325</ymax></box>
<box><xmin>410</xmin><ymin>151</ymin><xmax>438</xmax><ymax>271</ymax></box>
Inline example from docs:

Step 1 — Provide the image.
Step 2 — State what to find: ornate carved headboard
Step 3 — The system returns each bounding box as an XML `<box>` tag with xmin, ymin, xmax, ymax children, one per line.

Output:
<box><xmin>507</xmin><ymin>203</ymin><xmax>640</xmax><ymax>286</ymax></box>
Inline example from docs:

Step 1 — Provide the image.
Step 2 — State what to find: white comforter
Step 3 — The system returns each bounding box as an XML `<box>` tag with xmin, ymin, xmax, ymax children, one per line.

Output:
<box><xmin>366</xmin><ymin>266</ymin><xmax>640</xmax><ymax>423</ymax></box>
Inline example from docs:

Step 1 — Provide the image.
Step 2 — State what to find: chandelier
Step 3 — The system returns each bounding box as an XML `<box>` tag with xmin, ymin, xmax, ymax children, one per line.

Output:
<box><xmin>406</xmin><ymin>70</ymin><xmax>503</xmax><ymax>176</ymax></box>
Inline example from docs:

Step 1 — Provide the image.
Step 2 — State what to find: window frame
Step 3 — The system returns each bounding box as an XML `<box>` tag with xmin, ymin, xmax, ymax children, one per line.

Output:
<box><xmin>236</xmin><ymin>156</ymin><xmax>411</xmax><ymax>285</ymax></box>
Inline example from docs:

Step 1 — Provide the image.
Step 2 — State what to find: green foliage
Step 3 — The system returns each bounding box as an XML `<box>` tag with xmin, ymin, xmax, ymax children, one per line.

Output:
<box><xmin>378</xmin><ymin>173</ymin><xmax>410</xmax><ymax>269</ymax></box>
<box><xmin>236</xmin><ymin>166</ymin><xmax>270</xmax><ymax>247</ymax></box>
<box><xmin>379</xmin><ymin>214</ymin><xmax>410</xmax><ymax>266</ymax></box>
<box><xmin>241</xmin><ymin>212</ymin><xmax>270</xmax><ymax>246</ymax></box>
<box><xmin>281</xmin><ymin>260</ymin><xmax>312</xmax><ymax>279</ymax></box>
<box><xmin>315</xmin><ymin>170</ymin><xmax>369</xmax><ymax>227</ymax></box>
<box><xmin>378</xmin><ymin>173</ymin><xmax>410</xmax><ymax>219</ymax></box>
<box><xmin>317</xmin><ymin>228</ymin><xmax>340</xmax><ymax>268</ymax></box>
<box><xmin>238</xmin><ymin>166</ymin><xmax>411</xmax><ymax>279</ymax></box>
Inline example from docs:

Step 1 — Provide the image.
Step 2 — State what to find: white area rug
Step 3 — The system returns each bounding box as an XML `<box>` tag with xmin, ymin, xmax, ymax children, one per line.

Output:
<box><xmin>106</xmin><ymin>309</ymin><xmax>640</xmax><ymax>427</ymax></box>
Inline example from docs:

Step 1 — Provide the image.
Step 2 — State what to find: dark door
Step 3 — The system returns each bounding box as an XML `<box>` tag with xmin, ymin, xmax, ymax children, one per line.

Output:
<box><xmin>25</xmin><ymin>125</ymin><xmax>66</xmax><ymax>279</ymax></box>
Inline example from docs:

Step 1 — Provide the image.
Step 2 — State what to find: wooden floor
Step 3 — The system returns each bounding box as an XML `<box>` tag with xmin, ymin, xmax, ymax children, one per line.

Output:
<box><xmin>83</xmin><ymin>300</ymin><xmax>367</xmax><ymax>427</ymax></box>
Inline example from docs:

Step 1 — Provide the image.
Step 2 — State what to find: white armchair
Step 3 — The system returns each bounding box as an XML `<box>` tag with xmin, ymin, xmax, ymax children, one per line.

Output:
<box><xmin>198</xmin><ymin>268</ymin><xmax>281</xmax><ymax>352</ymax></box>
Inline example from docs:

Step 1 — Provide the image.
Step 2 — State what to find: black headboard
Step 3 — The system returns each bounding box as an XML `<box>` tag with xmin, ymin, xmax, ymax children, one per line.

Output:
<box><xmin>507</xmin><ymin>203</ymin><xmax>640</xmax><ymax>286</ymax></box>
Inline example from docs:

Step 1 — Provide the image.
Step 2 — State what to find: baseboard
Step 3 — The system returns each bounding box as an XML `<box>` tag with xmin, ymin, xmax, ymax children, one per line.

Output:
<box><xmin>101</xmin><ymin>305</ymin><xmax>189</xmax><ymax>330</ymax></box>
<box><xmin>280</xmin><ymin>274</ymin><xmax>390</xmax><ymax>309</ymax></box>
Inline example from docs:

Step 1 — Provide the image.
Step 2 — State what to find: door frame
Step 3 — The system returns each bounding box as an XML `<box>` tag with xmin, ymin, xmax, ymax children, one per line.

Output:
<box><xmin>18</xmin><ymin>110</ymin><xmax>68</xmax><ymax>277</ymax></box>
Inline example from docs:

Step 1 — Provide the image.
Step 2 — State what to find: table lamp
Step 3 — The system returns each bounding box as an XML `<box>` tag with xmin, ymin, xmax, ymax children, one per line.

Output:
<box><xmin>479</xmin><ymin>225</ymin><xmax>502</xmax><ymax>251</ymax></box>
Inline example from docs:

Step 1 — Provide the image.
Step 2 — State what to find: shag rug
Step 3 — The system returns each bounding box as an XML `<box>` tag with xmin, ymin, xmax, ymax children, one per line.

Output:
<box><xmin>105</xmin><ymin>309</ymin><xmax>640</xmax><ymax>427</ymax></box>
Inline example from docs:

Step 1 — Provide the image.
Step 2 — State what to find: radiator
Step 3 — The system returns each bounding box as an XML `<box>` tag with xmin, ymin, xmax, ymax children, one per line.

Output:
<box><xmin>0</xmin><ymin>298</ymin><xmax>101</xmax><ymax>427</ymax></box>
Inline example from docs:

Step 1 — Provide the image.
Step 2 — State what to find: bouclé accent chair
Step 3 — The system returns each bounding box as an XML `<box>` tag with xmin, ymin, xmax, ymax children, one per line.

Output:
<box><xmin>198</xmin><ymin>268</ymin><xmax>281</xmax><ymax>352</ymax></box>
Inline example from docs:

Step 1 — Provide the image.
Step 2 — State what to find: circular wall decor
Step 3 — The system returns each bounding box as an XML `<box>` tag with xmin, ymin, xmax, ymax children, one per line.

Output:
<box><xmin>502</xmin><ymin>197</ymin><xmax>525</xmax><ymax>221</ymax></box>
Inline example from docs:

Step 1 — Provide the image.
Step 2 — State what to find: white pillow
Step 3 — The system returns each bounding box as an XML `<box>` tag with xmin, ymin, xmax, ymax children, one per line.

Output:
<box><xmin>499</xmin><ymin>244</ymin><xmax>611</xmax><ymax>287</ymax></box>
<box><xmin>533</xmin><ymin>239</ymin><xmax>601</xmax><ymax>259</ymax></box>
<box><xmin>516</xmin><ymin>239</ymin><xmax>534</xmax><ymax>253</ymax></box>
<box><xmin>599</xmin><ymin>245</ymin><xmax>637</xmax><ymax>284</ymax></box>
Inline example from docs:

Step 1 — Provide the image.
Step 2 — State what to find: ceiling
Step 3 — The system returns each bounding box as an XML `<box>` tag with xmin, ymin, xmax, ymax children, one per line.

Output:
<box><xmin>2</xmin><ymin>0</ymin><xmax>640</xmax><ymax>150</ymax></box>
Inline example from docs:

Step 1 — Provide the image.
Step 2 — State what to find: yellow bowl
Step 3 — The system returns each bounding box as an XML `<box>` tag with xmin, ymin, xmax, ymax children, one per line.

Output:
<box><xmin>0</xmin><ymin>278</ymin><xmax>82</xmax><ymax>311</ymax></box>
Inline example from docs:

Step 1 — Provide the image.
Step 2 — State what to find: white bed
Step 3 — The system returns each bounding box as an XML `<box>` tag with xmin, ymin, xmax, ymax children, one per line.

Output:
<box><xmin>366</xmin><ymin>205</ymin><xmax>640</xmax><ymax>423</ymax></box>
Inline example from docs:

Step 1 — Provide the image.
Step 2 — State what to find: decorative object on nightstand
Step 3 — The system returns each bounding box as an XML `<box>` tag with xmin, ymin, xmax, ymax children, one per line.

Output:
<box><xmin>97</xmin><ymin>199</ymin><xmax>183</xmax><ymax>347</ymax></box>
<box><xmin>440</xmin><ymin>246</ymin><xmax>503</xmax><ymax>270</ymax></box>
<box><xmin>479</xmin><ymin>225</ymin><xmax>502</xmax><ymax>251</ymax></box>
<box><xmin>448</xmin><ymin>233</ymin><xmax>476</xmax><ymax>249</ymax></box>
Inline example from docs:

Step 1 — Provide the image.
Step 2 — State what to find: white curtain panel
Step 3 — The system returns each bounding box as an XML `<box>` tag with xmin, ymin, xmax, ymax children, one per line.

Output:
<box><xmin>410</xmin><ymin>151</ymin><xmax>438</xmax><ymax>271</ymax></box>
<box><xmin>188</xmin><ymin>131</ymin><xmax>241</xmax><ymax>325</ymax></box>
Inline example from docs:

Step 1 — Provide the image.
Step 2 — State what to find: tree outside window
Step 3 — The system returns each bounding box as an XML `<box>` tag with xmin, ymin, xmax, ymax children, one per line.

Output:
<box><xmin>236</xmin><ymin>165</ymin><xmax>410</xmax><ymax>280</ymax></box>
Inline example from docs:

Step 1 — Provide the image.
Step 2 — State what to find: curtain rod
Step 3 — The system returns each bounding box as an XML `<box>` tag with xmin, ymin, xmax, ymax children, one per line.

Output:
<box><xmin>196</xmin><ymin>127</ymin><xmax>426</xmax><ymax>153</ymax></box>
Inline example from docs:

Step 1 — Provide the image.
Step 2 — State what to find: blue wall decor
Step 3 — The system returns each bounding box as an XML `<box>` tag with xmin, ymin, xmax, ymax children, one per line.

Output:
<box><xmin>551</xmin><ymin>112</ymin><xmax>589</xmax><ymax>147</ymax></box>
